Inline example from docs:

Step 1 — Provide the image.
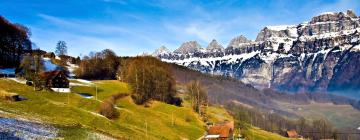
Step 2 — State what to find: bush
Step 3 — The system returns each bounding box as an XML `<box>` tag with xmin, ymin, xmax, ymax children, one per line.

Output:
<box><xmin>99</xmin><ymin>97</ymin><xmax>119</xmax><ymax>119</ymax></box>
<box><xmin>98</xmin><ymin>93</ymin><xmax>128</xmax><ymax>119</ymax></box>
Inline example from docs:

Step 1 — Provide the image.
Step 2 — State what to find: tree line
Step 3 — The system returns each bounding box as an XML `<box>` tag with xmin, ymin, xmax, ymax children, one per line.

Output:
<box><xmin>0</xmin><ymin>16</ymin><xmax>32</xmax><ymax>68</ymax></box>
<box><xmin>225</xmin><ymin>102</ymin><xmax>344</xmax><ymax>140</ymax></box>
<box><xmin>74</xmin><ymin>49</ymin><xmax>119</xmax><ymax>80</ymax></box>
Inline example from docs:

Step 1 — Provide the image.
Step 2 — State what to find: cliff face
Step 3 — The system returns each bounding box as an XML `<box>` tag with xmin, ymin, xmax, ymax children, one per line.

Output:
<box><xmin>155</xmin><ymin>10</ymin><xmax>360</xmax><ymax>94</ymax></box>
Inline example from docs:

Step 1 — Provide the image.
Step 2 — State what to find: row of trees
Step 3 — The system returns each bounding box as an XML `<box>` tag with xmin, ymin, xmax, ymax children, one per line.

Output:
<box><xmin>0</xmin><ymin>16</ymin><xmax>32</xmax><ymax>68</ymax></box>
<box><xmin>74</xmin><ymin>51</ymin><xmax>183</xmax><ymax>106</ymax></box>
<box><xmin>226</xmin><ymin>102</ymin><xmax>338</xmax><ymax>140</ymax></box>
<box><xmin>75</xmin><ymin>49</ymin><xmax>119</xmax><ymax>79</ymax></box>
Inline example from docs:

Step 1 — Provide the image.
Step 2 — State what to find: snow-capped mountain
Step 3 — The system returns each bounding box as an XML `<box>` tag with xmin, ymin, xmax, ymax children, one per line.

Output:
<box><xmin>152</xmin><ymin>46</ymin><xmax>171</xmax><ymax>56</ymax></box>
<box><xmin>174</xmin><ymin>41</ymin><xmax>203</xmax><ymax>54</ymax></box>
<box><xmin>207</xmin><ymin>39</ymin><xmax>224</xmax><ymax>53</ymax></box>
<box><xmin>154</xmin><ymin>10</ymin><xmax>360</xmax><ymax>94</ymax></box>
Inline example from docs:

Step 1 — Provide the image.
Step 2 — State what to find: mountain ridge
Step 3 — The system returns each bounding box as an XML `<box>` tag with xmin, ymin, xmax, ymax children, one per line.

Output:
<box><xmin>155</xmin><ymin>10</ymin><xmax>360</xmax><ymax>95</ymax></box>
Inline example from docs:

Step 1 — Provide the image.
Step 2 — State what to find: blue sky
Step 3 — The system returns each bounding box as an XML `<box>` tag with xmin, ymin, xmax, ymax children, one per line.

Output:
<box><xmin>1</xmin><ymin>0</ymin><xmax>359</xmax><ymax>56</ymax></box>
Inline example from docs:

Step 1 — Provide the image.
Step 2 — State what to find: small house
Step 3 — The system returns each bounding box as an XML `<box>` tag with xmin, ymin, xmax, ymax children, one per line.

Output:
<box><xmin>40</xmin><ymin>70</ymin><xmax>69</xmax><ymax>92</ymax></box>
<box><xmin>286</xmin><ymin>130</ymin><xmax>299</xmax><ymax>138</ymax></box>
<box><xmin>204</xmin><ymin>121</ymin><xmax>234</xmax><ymax>140</ymax></box>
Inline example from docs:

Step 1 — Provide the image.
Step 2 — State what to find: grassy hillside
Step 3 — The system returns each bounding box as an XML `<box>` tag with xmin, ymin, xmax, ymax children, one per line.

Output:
<box><xmin>277</xmin><ymin>101</ymin><xmax>360</xmax><ymax>129</ymax></box>
<box><xmin>205</xmin><ymin>104</ymin><xmax>292</xmax><ymax>140</ymax></box>
<box><xmin>243</xmin><ymin>127</ymin><xmax>292</xmax><ymax>140</ymax></box>
<box><xmin>0</xmin><ymin>79</ymin><xmax>205</xmax><ymax>140</ymax></box>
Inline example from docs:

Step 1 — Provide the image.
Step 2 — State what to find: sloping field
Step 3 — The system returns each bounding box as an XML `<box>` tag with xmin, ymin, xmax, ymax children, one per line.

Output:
<box><xmin>0</xmin><ymin>79</ymin><xmax>205</xmax><ymax>139</ymax></box>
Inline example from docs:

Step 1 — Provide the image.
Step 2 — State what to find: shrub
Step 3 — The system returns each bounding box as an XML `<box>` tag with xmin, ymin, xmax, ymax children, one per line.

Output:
<box><xmin>98</xmin><ymin>93</ymin><xmax>128</xmax><ymax>119</ymax></box>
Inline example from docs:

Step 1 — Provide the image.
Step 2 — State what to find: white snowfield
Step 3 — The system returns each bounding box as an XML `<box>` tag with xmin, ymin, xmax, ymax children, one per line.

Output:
<box><xmin>266</xmin><ymin>25</ymin><xmax>296</xmax><ymax>31</ymax></box>
<box><xmin>74</xmin><ymin>79</ymin><xmax>92</xmax><ymax>84</ymax></box>
<box><xmin>162</xmin><ymin>51</ymin><xmax>261</xmax><ymax>67</ymax></box>
<box><xmin>51</xmin><ymin>88</ymin><xmax>71</xmax><ymax>93</ymax></box>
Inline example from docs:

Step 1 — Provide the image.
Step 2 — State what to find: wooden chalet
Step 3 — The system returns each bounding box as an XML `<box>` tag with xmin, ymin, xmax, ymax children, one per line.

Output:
<box><xmin>204</xmin><ymin>121</ymin><xmax>234</xmax><ymax>140</ymax></box>
<box><xmin>39</xmin><ymin>70</ymin><xmax>69</xmax><ymax>88</ymax></box>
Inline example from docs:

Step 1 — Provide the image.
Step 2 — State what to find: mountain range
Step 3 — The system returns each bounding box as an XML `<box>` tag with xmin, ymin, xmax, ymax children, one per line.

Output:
<box><xmin>154</xmin><ymin>10</ymin><xmax>360</xmax><ymax>98</ymax></box>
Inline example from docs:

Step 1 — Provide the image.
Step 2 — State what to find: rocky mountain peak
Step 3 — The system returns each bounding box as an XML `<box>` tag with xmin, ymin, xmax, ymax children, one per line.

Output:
<box><xmin>227</xmin><ymin>35</ymin><xmax>252</xmax><ymax>48</ymax></box>
<box><xmin>153</xmin><ymin>46</ymin><xmax>170</xmax><ymax>56</ymax></box>
<box><xmin>347</xmin><ymin>9</ymin><xmax>358</xmax><ymax>18</ymax></box>
<box><xmin>157</xmin><ymin>10</ymin><xmax>360</xmax><ymax>94</ymax></box>
<box><xmin>255</xmin><ymin>25</ymin><xmax>297</xmax><ymax>42</ymax></box>
<box><xmin>207</xmin><ymin>39</ymin><xmax>224</xmax><ymax>52</ymax></box>
<box><xmin>174</xmin><ymin>41</ymin><xmax>202</xmax><ymax>54</ymax></box>
<box><xmin>310</xmin><ymin>10</ymin><xmax>357</xmax><ymax>24</ymax></box>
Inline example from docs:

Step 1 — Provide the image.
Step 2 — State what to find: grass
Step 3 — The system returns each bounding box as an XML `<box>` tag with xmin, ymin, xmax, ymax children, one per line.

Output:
<box><xmin>206</xmin><ymin>105</ymin><xmax>233</xmax><ymax>123</ymax></box>
<box><xmin>204</xmin><ymin>104</ymin><xmax>292</xmax><ymax>140</ymax></box>
<box><xmin>243</xmin><ymin>127</ymin><xmax>294</xmax><ymax>140</ymax></box>
<box><xmin>276</xmin><ymin>101</ymin><xmax>360</xmax><ymax>129</ymax></box>
<box><xmin>0</xmin><ymin>79</ymin><xmax>205</xmax><ymax>140</ymax></box>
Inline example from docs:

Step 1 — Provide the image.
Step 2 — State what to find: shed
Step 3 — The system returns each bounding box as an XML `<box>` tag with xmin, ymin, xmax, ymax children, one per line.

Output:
<box><xmin>286</xmin><ymin>130</ymin><xmax>299</xmax><ymax>138</ymax></box>
<box><xmin>205</xmin><ymin>121</ymin><xmax>234</xmax><ymax>140</ymax></box>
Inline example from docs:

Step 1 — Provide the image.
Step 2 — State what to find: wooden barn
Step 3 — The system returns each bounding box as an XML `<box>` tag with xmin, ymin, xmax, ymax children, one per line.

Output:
<box><xmin>40</xmin><ymin>70</ymin><xmax>69</xmax><ymax>89</ymax></box>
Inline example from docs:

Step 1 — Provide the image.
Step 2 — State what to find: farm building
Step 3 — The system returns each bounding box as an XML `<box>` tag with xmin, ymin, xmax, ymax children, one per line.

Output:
<box><xmin>204</xmin><ymin>121</ymin><xmax>234</xmax><ymax>140</ymax></box>
<box><xmin>286</xmin><ymin>130</ymin><xmax>300</xmax><ymax>138</ymax></box>
<box><xmin>39</xmin><ymin>70</ymin><xmax>70</xmax><ymax>92</ymax></box>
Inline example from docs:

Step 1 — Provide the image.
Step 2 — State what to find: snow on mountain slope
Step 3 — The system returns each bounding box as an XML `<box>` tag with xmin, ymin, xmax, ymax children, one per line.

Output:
<box><xmin>155</xmin><ymin>10</ymin><xmax>360</xmax><ymax>93</ymax></box>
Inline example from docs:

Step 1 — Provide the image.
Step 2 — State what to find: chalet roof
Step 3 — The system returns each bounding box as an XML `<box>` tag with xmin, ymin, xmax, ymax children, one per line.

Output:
<box><xmin>39</xmin><ymin>70</ymin><xmax>66</xmax><ymax>80</ymax></box>
<box><xmin>286</xmin><ymin>130</ymin><xmax>298</xmax><ymax>138</ymax></box>
<box><xmin>207</xmin><ymin>121</ymin><xmax>234</xmax><ymax>138</ymax></box>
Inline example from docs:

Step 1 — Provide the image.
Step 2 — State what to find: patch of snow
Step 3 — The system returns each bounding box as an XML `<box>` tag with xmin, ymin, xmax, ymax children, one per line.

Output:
<box><xmin>266</xmin><ymin>25</ymin><xmax>294</xmax><ymax>31</ymax></box>
<box><xmin>288</xmin><ymin>27</ymin><xmax>298</xmax><ymax>38</ymax></box>
<box><xmin>162</xmin><ymin>51</ymin><xmax>260</xmax><ymax>68</ymax></box>
<box><xmin>73</xmin><ymin>79</ymin><xmax>93</xmax><ymax>84</ymax></box>
<box><xmin>7</xmin><ymin>78</ymin><xmax>26</xmax><ymax>84</ymax></box>
<box><xmin>316</xmin><ymin>48</ymin><xmax>333</xmax><ymax>60</ymax></box>
<box><xmin>0</xmin><ymin>118</ymin><xmax>58</xmax><ymax>139</ymax></box>
<box><xmin>351</xmin><ymin>44</ymin><xmax>360</xmax><ymax>52</ymax></box>
<box><xmin>70</xmin><ymin>83</ymin><xmax>88</xmax><ymax>87</ymax></box>
<box><xmin>319</xmin><ymin>12</ymin><xmax>335</xmax><ymax>15</ymax></box>
<box><xmin>66</xmin><ymin>62</ymin><xmax>78</xmax><ymax>77</ymax></box>
<box><xmin>51</xmin><ymin>88</ymin><xmax>71</xmax><ymax>93</ymax></box>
